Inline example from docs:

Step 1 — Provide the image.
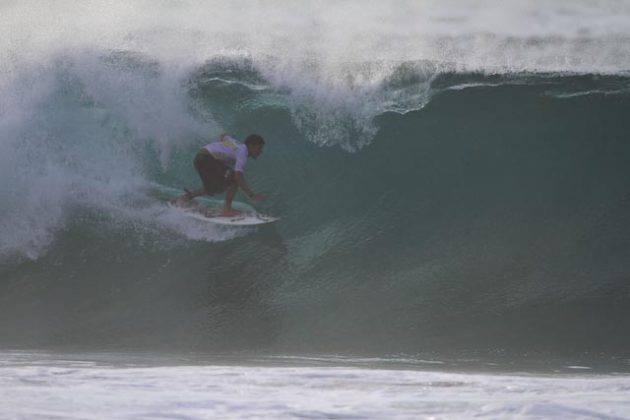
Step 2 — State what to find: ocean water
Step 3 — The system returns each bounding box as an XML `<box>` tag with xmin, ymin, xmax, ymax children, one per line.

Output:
<box><xmin>1</xmin><ymin>1</ymin><xmax>630</xmax><ymax>418</ymax></box>
<box><xmin>2</xmin><ymin>351</ymin><xmax>630</xmax><ymax>419</ymax></box>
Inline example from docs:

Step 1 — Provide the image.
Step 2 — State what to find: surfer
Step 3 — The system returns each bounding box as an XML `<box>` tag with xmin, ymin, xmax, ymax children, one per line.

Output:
<box><xmin>179</xmin><ymin>133</ymin><xmax>266</xmax><ymax>216</ymax></box>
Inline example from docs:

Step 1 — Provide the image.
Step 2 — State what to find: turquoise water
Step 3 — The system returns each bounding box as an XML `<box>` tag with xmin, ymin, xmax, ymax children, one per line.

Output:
<box><xmin>1</xmin><ymin>1</ymin><xmax>630</xmax><ymax>368</ymax></box>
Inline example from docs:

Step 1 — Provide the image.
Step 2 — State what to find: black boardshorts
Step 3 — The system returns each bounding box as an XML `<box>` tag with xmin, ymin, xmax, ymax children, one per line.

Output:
<box><xmin>194</xmin><ymin>152</ymin><xmax>236</xmax><ymax>195</ymax></box>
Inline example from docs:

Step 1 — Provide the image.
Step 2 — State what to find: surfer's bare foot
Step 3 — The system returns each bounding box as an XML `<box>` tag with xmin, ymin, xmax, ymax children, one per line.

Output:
<box><xmin>175</xmin><ymin>188</ymin><xmax>194</xmax><ymax>204</ymax></box>
<box><xmin>222</xmin><ymin>208</ymin><xmax>241</xmax><ymax>217</ymax></box>
<box><xmin>182</xmin><ymin>188</ymin><xmax>194</xmax><ymax>200</ymax></box>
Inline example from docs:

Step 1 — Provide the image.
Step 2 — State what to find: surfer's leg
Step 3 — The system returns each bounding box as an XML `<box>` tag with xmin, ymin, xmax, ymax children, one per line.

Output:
<box><xmin>187</xmin><ymin>152</ymin><xmax>222</xmax><ymax>200</ymax></box>
<box><xmin>177</xmin><ymin>188</ymin><xmax>205</xmax><ymax>202</ymax></box>
<box><xmin>187</xmin><ymin>188</ymin><xmax>208</xmax><ymax>198</ymax></box>
<box><xmin>222</xmin><ymin>184</ymin><xmax>240</xmax><ymax>216</ymax></box>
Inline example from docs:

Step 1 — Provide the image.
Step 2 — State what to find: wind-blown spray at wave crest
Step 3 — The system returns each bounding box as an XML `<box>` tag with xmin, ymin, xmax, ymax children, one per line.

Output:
<box><xmin>0</xmin><ymin>49</ymin><xmax>233</xmax><ymax>260</ymax></box>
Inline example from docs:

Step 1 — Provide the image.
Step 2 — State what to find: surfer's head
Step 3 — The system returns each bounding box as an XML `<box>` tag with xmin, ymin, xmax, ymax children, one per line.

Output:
<box><xmin>245</xmin><ymin>134</ymin><xmax>265</xmax><ymax>159</ymax></box>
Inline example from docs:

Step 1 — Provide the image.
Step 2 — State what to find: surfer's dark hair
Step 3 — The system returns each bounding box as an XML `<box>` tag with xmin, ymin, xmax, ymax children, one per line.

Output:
<box><xmin>245</xmin><ymin>134</ymin><xmax>265</xmax><ymax>147</ymax></box>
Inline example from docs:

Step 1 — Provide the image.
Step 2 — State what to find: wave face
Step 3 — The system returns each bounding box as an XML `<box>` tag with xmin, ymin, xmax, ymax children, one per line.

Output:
<box><xmin>1</xmin><ymin>1</ymin><xmax>630</xmax><ymax>359</ymax></box>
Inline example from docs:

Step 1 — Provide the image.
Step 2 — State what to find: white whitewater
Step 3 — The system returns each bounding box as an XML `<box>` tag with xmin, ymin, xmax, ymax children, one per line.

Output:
<box><xmin>1</xmin><ymin>352</ymin><xmax>629</xmax><ymax>419</ymax></box>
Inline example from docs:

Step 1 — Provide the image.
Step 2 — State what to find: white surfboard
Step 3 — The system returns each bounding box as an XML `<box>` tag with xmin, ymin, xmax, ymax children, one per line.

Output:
<box><xmin>149</xmin><ymin>183</ymin><xmax>279</xmax><ymax>226</ymax></box>
<box><xmin>167</xmin><ymin>199</ymin><xmax>279</xmax><ymax>226</ymax></box>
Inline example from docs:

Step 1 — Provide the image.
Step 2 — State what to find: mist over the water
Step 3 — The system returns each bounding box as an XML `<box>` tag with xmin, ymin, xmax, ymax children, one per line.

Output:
<box><xmin>1</xmin><ymin>1</ymin><xmax>630</xmax><ymax>362</ymax></box>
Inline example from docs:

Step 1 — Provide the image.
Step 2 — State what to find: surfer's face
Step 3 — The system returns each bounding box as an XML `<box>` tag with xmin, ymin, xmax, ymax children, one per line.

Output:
<box><xmin>249</xmin><ymin>144</ymin><xmax>263</xmax><ymax>159</ymax></box>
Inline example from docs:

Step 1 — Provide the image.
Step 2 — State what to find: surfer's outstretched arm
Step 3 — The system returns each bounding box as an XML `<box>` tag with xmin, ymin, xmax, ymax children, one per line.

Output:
<box><xmin>234</xmin><ymin>171</ymin><xmax>265</xmax><ymax>202</ymax></box>
<box><xmin>222</xmin><ymin>172</ymin><xmax>265</xmax><ymax>216</ymax></box>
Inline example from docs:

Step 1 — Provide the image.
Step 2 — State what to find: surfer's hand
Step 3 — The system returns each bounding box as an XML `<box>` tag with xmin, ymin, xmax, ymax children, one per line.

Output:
<box><xmin>250</xmin><ymin>193</ymin><xmax>266</xmax><ymax>202</ymax></box>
